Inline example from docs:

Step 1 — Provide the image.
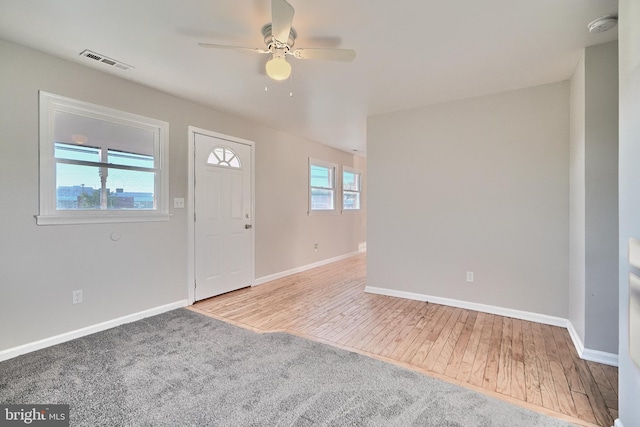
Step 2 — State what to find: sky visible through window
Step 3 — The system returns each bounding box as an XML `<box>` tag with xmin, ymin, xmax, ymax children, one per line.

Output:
<box><xmin>310</xmin><ymin>164</ymin><xmax>332</xmax><ymax>188</ymax></box>
<box><xmin>55</xmin><ymin>143</ymin><xmax>154</xmax><ymax>193</ymax></box>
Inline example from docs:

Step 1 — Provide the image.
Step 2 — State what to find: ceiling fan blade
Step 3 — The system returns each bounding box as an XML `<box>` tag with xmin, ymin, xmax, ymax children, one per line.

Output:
<box><xmin>198</xmin><ymin>43</ymin><xmax>269</xmax><ymax>54</ymax></box>
<box><xmin>271</xmin><ymin>0</ymin><xmax>295</xmax><ymax>44</ymax></box>
<box><xmin>290</xmin><ymin>48</ymin><xmax>356</xmax><ymax>62</ymax></box>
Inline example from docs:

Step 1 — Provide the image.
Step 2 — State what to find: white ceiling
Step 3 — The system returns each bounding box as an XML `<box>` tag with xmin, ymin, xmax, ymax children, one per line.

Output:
<box><xmin>0</xmin><ymin>0</ymin><xmax>618</xmax><ymax>155</ymax></box>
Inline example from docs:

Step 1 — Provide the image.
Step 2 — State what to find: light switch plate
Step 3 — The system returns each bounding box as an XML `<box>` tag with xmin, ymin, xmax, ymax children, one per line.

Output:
<box><xmin>174</xmin><ymin>198</ymin><xmax>185</xmax><ymax>209</ymax></box>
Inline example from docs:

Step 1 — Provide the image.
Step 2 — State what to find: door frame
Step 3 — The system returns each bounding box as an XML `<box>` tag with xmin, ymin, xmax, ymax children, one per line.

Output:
<box><xmin>187</xmin><ymin>126</ymin><xmax>256</xmax><ymax>304</ymax></box>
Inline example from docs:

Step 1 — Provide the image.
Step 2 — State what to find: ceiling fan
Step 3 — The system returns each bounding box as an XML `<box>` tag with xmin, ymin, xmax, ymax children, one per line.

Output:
<box><xmin>198</xmin><ymin>0</ymin><xmax>356</xmax><ymax>81</ymax></box>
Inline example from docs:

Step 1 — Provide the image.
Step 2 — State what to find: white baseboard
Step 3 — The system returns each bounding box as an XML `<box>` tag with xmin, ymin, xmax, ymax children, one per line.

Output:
<box><xmin>364</xmin><ymin>286</ymin><xmax>569</xmax><ymax>327</ymax></box>
<box><xmin>365</xmin><ymin>286</ymin><xmax>620</xmax><ymax>366</ymax></box>
<box><xmin>581</xmin><ymin>348</ymin><xmax>619</xmax><ymax>367</ymax></box>
<box><xmin>614</xmin><ymin>418</ymin><xmax>624</xmax><ymax>427</ymax></box>
<box><xmin>566</xmin><ymin>321</ymin><xmax>619</xmax><ymax>367</ymax></box>
<box><xmin>0</xmin><ymin>300</ymin><xmax>189</xmax><ymax>362</ymax></box>
<box><xmin>254</xmin><ymin>250</ymin><xmax>364</xmax><ymax>286</ymax></box>
<box><xmin>566</xmin><ymin>321</ymin><xmax>585</xmax><ymax>355</ymax></box>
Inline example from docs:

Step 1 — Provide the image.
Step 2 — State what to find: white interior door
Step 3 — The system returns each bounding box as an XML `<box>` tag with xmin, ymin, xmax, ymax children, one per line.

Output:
<box><xmin>194</xmin><ymin>133</ymin><xmax>253</xmax><ymax>300</ymax></box>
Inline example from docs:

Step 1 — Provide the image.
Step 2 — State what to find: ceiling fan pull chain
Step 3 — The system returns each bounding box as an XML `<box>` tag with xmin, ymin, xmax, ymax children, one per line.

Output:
<box><xmin>289</xmin><ymin>73</ymin><xmax>294</xmax><ymax>97</ymax></box>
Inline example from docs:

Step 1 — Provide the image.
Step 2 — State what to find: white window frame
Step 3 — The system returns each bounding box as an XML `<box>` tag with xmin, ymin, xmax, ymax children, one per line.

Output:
<box><xmin>308</xmin><ymin>158</ymin><xmax>338</xmax><ymax>215</ymax></box>
<box><xmin>36</xmin><ymin>91</ymin><xmax>170</xmax><ymax>225</ymax></box>
<box><xmin>342</xmin><ymin>166</ymin><xmax>362</xmax><ymax>213</ymax></box>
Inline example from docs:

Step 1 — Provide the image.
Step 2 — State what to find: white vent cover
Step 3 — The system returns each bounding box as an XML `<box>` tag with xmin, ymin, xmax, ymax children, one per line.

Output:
<box><xmin>79</xmin><ymin>49</ymin><xmax>133</xmax><ymax>71</ymax></box>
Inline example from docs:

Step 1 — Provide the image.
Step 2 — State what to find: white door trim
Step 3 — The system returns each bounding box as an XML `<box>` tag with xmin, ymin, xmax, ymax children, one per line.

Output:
<box><xmin>187</xmin><ymin>126</ymin><xmax>255</xmax><ymax>304</ymax></box>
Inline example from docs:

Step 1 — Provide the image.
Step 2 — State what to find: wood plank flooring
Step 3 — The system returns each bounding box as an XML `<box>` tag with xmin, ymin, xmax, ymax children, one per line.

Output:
<box><xmin>190</xmin><ymin>254</ymin><xmax>618</xmax><ymax>427</ymax></box>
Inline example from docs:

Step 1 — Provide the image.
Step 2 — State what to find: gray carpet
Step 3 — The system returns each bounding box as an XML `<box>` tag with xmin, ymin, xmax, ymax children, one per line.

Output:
<box><xmin>0</xmin><ymin>309</ymin><xmax>574</xmax><ymax>426</ymax></box>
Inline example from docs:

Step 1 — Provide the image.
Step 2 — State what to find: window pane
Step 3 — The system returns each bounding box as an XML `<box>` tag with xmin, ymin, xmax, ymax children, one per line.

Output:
<box><xmin>343</xmin><ymin>191</ymin><xmax>360</xmax><ymax>210</ymax></box>
<box><xmin>213</xmin><ymin>147</ymin><xmax>225</xmax><ymax>161</ymax></box>
<box><xmin>56</xmin><ymin>163</ymin><xmax>155</xmax><ymax>210</ymax></box>
<box><xmin>56</xmin><ymin>163</ymin><xmax>102</xmax><ymax>209</ymax></box>
<box><xmin>55</xmin><ymin>143</ymin><xmax>100</xmax><ymax>162</ymax></box>
<box><xmin>343</xmin><ymin>171</ymin><xmax>360</xmax><ymax>191</ymax></box>
<box><xmin>206</xmin><ymin>152</ymin><xmax>219</xmax><ymax>165</ymax></box>
<box><xmin>53</xmin><ymin>110</ymin><xmax>155</xmax><ymax>156</ymax></box>
<box><xmin>310</xmin><ymin>165</ymin><xmax>333</xmax><ymax>189</ymax></box>
<box><xmin>224</xmin><ymin>150</ymin><xmax>239</xmax><ymax>167</ymax></box>
<box><xmin>108</xmin><ymin>149</ymin><xmax>154</xmax><ymax>168</ymax></box>
<box><xmin>228</xmin><ymin>156</ymin><xmax>240</xmax><ymax>168</ymax></box>
<box><xmin>311</xmin><ymin>188</ymin><xmax>334</xmax><ymax>210</ymax></box>
<box><xmin>107</xmin><ymin>169</ymin><xmax>155</xmax><ymax>209</ymax></box>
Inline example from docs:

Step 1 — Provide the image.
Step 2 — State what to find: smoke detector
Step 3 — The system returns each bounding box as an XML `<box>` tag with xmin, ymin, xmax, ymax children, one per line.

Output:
<box><xmin>587</xmin><ymin>15</ymin><xmax>618</xmax><ymax>34</ymax></box>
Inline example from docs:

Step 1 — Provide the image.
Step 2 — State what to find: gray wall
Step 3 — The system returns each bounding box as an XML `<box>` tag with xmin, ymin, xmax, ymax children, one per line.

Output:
<box><xmin>618</xmin><ymin>0</ymin><xmax>640</xmax><ymax>424</ymax></box>
<box><xmin>0</xmin><ymin>39</ymin><xmax>366</xmax><ymax>352</ymax></box>
<box><xmin>367</xmin><ymin>82</ymin><xmax>569</xmax><ymax>317</ymax></box>
<box><xmin>584</xmin><ymin>41</ymin><xmax>619</xmax><ymax>354</ymax></box>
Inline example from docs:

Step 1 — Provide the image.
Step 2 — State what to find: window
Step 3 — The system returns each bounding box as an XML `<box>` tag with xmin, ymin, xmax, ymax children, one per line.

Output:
<box><xmin>207</xmin><ymin>146</ymin><xmax>241</xmax><ymax>168</ymax></box>
<box><xmin>342</xmin><ymin>167</ymin><xmax>362</xmax><ymax>211</ymax></box>
<box><xmin>37</xmin><ymin>91</ymin><xmax>170</xmax><ymax>225</ymax></box>
<box><xmin>309</xmin><ymin>159</ymin><xmax>337</xmax><ymax>213</ymax></box>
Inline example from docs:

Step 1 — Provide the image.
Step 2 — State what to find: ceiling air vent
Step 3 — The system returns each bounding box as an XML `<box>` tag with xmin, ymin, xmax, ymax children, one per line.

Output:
<box><xmin>79</xmin><ymin>49</ymin><xmax>133</xmax><ymax>71</ymax></box>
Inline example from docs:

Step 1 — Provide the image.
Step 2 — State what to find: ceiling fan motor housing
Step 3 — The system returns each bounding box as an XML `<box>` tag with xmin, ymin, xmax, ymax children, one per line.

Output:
<box><xmin>262</xmin><ymin>23</ymin><xmax>297</xmax><ymax>50</ymax></box>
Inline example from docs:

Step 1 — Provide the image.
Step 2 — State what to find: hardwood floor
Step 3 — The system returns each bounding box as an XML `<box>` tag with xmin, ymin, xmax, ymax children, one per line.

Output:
<box><xmin>190</xmin><ymin>254</ymin><xmax>618</xmax><ymax>427</ymax></box>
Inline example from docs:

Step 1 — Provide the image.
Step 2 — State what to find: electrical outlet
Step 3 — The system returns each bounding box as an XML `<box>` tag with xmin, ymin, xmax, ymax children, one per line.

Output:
<box><xmin>314</xmin><ymin>243</ymin><xmax>319</xmax><ymax>252</ymax></box>
<box><xmin>72</xmin><ymin>289</ymin><xmax>83</xmax><ymax>304</ymax></box>
<box><xmin>466</xmin><ymin>272</ymin><xmax>474</xmax><ymax>283</ymax></box>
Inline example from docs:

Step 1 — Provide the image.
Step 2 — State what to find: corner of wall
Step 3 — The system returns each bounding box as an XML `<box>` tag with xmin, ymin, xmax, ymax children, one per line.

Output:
<box><xmin>568</xmin><ymin>46</ymin><xmax>586</xmax><ymax>349</ymax></box>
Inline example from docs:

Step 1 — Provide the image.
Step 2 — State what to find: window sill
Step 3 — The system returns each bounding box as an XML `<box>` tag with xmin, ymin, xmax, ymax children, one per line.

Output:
<box><xmin>35</xmin><ymin>213</ymin><xmax>171</xmax><ymax>225</ymax></box>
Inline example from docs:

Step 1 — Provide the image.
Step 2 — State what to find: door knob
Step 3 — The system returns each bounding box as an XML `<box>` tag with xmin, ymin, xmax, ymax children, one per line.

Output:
<box><xmin>245</xmin><ymin>224</ymin><xmax>252</xmax><ymax>229</ymax></box>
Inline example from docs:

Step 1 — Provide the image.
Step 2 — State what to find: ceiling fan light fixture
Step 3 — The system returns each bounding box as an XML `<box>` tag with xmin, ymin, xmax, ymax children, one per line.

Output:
<box><xmin>265</xmin><ymin>56</ymin><xmax>291</xmax><ymax>81</ymax></box>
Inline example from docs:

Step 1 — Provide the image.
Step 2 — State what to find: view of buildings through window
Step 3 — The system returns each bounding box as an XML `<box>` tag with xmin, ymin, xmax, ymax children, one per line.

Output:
<box><xmin>55</xmin><ymin>142</ymin><xmax>155</xmax><ymax>210</ymax></box>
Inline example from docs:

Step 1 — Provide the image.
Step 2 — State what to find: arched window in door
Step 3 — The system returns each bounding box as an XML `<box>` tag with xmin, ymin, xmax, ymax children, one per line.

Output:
<box><xmin>206</xmin><ymin>146</ymin><xmax>241</xmax><ymax>168</ymax></box>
